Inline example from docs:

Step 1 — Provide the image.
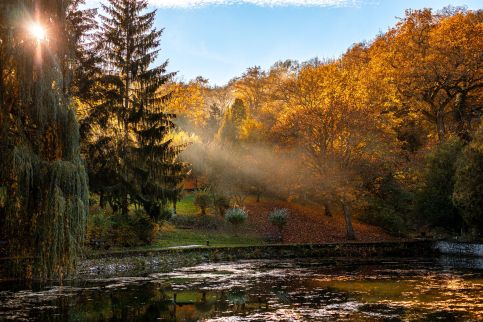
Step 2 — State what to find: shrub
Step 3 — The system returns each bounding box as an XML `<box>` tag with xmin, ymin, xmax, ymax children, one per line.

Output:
<box><xmin>268</xmin><ymin>208</ymin><xmax>289</xmax><ymax>228</ymax></box>
<box><xmin>110</xmin><ymin>209</ymin><xmax>159</xmax><ymax>247</ymax></box>
<box><xmin>86</xmin><ymin>207</ymin><xmax>113</xmax><ymax>249</ymax></box>
<box><xmin>214</xmin><ymin>195</ymin><xmax>230</xmax><ymax>216</ymax></box>
<box><xmin>111</xmin><ymin>218</ymin><xmax>139</xmax><ymax>247</ymax></box>
<box><xmin>159</xmin><ymin>206</ymin><xmax>174</xmax><ymax>221</ymax></box>
<box><xmin>130</xmin><ymin>209</ymin><xmax>159</xmax><ymax>245</ymax></box>
<box><xmin>225</xmin><ymin>207</ymin><xmax>248</xmax><ymax>235</ymax></box>
<box><xmin>194</xmin><ymin>191</ymin><xmax>212</xmax><ymax>215</ymax></box>
<box><xmin>453</xmin><ymin>126</ymin><xmax>483</xmax><ymax>237</ymax></box>
<box><xmin>362</xmin><ymin>174</ymin><xmax>412</xmax><ymax>235</ymax></box>
<box><xmin>359</xmin><ymin>205</ymin><xmax>406</xmax><ymax>235</ymax></box>
<box><xmin>268</xmin><ymin>208</ymin><xmax>289</xmax><ymax>241</ymax></box>
<box><xmin>415</xmin><ymin>137</ymin><xmax>465</xmax><ymax>232</ymax></box>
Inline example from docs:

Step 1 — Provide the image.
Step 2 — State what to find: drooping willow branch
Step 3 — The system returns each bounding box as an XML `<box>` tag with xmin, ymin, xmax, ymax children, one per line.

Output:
<box><xmin>0</xmin><ymin>0</ymin><xmax>89</xmax><ymax>280</ymax></box>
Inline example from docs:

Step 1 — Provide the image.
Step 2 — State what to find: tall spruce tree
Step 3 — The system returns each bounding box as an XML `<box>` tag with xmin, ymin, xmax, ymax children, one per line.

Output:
<box><xmin>66</xmin><ymin>0</ymin><xmax>99</xmax><ymax>102</ymax></box>
<box><xmin>96</xmin><ymin>0</ymin><xmax>187</xmax><ymax>219</ymax></box>
<box><xmin>0</xmin><ymin>0</ymin><xmax>89</xmax><ymax>279</ymax></box>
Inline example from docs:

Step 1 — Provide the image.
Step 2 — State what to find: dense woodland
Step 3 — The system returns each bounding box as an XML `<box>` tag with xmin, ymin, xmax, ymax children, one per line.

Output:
<box><xmin>161</xmin><ymin>6</ymin><xmax>483</xmax><ymax>239</ymax></box>
<box><xmin>0</xmin><ymin>0</ymin><xmax>482</xmax><ymax>280</ymax></box>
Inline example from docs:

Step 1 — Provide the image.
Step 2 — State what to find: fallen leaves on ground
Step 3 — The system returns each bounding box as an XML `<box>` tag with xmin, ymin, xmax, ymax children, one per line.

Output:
<box><xmin>243</xmin><ymin>199</ymin><xmax>396</xmax><ymax>243</ymax></box>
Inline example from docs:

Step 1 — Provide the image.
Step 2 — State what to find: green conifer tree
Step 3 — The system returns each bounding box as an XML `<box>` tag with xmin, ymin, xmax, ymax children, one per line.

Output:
<box><xmin>96</xmin><ymin>0</ymin><xmax>187</xmax><ymax>219</ymax></box>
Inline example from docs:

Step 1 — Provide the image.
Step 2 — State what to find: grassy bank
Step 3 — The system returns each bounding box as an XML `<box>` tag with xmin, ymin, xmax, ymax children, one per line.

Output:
<box><xmin>153</xmin><ymin>228</ymin><xmax>265</xmax><ymax>248</ymax></box>
<box><xmin>86</xmin><ymin>192</ymin><xmax>395</xmax><ymax>255</ymax></box>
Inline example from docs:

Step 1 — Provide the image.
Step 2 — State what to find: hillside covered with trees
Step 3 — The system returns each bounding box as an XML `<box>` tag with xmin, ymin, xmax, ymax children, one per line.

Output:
<box><xmin>167</xmin><ymin>7</ymin><xmax>482</xmax><ymax>239</ymax></box>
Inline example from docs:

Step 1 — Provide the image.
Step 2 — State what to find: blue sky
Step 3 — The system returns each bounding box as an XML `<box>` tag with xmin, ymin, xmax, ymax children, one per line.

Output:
<box><xmin>88</xmin><ymin>0</ymin><xmax>482</xmax><ymax>85</ymax></box>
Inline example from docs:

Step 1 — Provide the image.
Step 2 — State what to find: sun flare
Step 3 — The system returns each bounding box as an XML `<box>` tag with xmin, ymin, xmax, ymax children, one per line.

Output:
<box><xmin>28</xmin><ymin>22</ymin><xmax>46</xmax><ymax>41</ymax></box>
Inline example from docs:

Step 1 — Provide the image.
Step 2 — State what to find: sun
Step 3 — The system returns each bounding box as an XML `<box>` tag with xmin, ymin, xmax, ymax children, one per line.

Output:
<box><xmin>28</xmin><ymin>22</ymin><xmax>46</xmax><ymax>41</ymax></box>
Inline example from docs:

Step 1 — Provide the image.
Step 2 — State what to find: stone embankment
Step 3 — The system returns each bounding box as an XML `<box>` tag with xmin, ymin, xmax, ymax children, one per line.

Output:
<box><xmin>77</xmin><ymin>241</ymin><xmax>434</xmax><ymax>279</ymax></box>
<box><xmin>3</xmin><ymin>240</ymin><xmax>481</xmax><ymax>281</ymax></box>
<box><xmin>433</xmin><ymin>241</ymin><xmax>483</xmax><ymax>257</ymax></box>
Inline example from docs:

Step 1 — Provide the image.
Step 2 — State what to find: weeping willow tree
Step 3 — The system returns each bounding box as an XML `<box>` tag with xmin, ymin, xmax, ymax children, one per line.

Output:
<box><xmin>0</xmin><ymin>0</ymin><xmax>89</xmax><ymax>280</ymax></box>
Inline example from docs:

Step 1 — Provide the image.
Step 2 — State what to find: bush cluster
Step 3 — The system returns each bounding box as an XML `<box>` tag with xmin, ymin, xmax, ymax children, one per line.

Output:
<box><xmin>86</xmin><ymin>208</ymin><xmax>160</xmax><ymax>248</ymax></box>
<box><xmin>86</xmin><ymin>207</ymin><xmax>112</xmax><ymax>249</ymax></box>
<box><xmin>359</xmin><ymin>206</ymin><xmax>406</xmax><ymax>235</ymax></box>
<box><xmin>415</xmin><ymin>137</ymin><xmax>464</xmax><ymax>232</ymax></box>
<box><xmin>361</xmin><ymin>174</ymin><xmax>412</xmax><ymax>235</ymax></box>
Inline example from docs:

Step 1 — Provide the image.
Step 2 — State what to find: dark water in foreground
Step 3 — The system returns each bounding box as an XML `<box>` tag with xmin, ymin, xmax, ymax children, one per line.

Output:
<box><xmin>0</xmin><ymin>257</ymin><xmax>482</xmax><ymax>321</ymax></box>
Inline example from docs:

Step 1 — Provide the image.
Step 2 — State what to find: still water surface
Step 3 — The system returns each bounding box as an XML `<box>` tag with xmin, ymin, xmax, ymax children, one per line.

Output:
<box><xmin>0</xmin><ymin>257</ymin><xmax>482</xmax><ymax>321</ymax></box>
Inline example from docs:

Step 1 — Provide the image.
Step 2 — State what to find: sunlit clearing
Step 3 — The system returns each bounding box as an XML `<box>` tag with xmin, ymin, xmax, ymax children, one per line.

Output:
<box><xmin>28</xmin><ymin>23</ymin><xmax>46</xmax><ymax>41</ymax></box>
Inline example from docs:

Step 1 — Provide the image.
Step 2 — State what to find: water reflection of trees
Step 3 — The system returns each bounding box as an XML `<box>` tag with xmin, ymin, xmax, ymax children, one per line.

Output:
<box><xmin>65</xmin><ymin>285</ymin><xmax>269</xmax><ymax>321</ymax></box>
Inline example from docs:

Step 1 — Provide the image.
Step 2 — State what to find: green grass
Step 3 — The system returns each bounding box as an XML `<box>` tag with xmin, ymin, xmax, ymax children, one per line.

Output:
<box><xmin>91</xmin><ymin>191</ymin><xmax>209</xmax><ymax>216</ymax></box>
<box><xmin>86</xmin><ymin>192</ymin><xmax>265</xmax><ymax>254</ymax></box>
<box><xmin>153</xmin><ymin>228</ymin><xmax>264</xmax><ymax>248</ymax></box>
<box><xmin>162</xmin><ymin>193</ymin><xmax>263</xmax><ymax>247</ymax></box>
<box><xmin>176</xmin><ymin>193</ymin><xmax>201</xmax><ymax>216</ymax></box>
<box><xmin>86</xmin><ymin>227</ymin><xmax>264</xmax><ymax>255</ymax></box>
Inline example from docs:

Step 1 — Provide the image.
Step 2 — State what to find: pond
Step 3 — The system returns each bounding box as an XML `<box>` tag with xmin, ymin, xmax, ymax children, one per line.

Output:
<box><xmin>0</xmin><ymin>257</ymin><xmax>482</xmax><ymax>321</ymax></box>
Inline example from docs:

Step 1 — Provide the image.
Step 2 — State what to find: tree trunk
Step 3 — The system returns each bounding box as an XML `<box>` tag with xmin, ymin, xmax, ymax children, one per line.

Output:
<box><xmin>110</xmin><ymin>200</ymin><xmax>118</xmax><ymax>214</ymax></box>
<box><xmin>436</xmin><ymin>109</ymin><xmax>446</xmax><ymax>142</ymax></box>
<box><xmin>99</xmin><ymin>191</ymin><xmax>106</xmax><ymax>209</ymax></box>
<box><xmin>341</xmin><ymin>201</ymin><xmax>356</xmax><ymax>240</ymax></box>
<box><xmin>324</xmin><ymin>201</ymin><xmax>332</xmax><ymax>217</ymax></box>
<box><xmin>121</xmin><ymin>195</ymin><xmax>129</xmax><ymax>217</ymax></box>
<box><xmin>453</xmin><ymin>91</ymin><xmax>470</xmax><ymax>140</ymax></box>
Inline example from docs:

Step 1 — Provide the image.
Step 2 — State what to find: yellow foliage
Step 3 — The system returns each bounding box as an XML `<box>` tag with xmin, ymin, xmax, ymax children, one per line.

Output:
<box><xmin>162</xmin><ymin>78</ymin><xmax>210</xmax><ymax>127</ymax></box>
